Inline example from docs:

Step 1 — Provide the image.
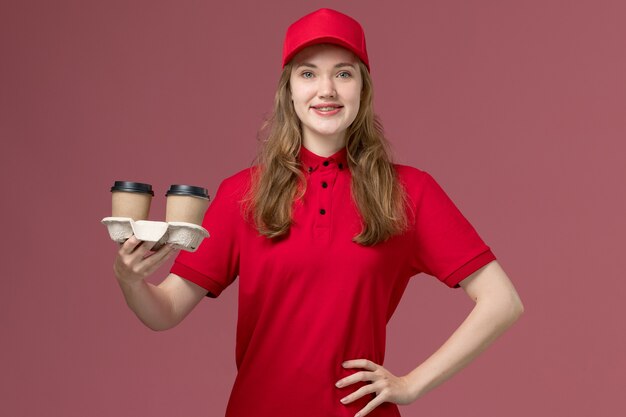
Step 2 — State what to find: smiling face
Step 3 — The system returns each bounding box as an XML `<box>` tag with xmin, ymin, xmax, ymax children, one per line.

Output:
<box><xmin>289</xmin><ymin>43</ymin><xmax>363</xmax><ymax>154</ymax></box>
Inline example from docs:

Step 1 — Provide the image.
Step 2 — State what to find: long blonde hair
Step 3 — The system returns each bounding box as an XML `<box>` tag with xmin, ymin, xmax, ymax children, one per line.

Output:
<box><xmin>241</xmin><ymin>60</ymin><xmax>411</xmax><ymax>246</ymax></box>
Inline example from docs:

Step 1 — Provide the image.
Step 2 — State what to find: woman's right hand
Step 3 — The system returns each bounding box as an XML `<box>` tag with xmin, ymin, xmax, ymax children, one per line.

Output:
<box><xmin>113</xmin><ymin>236</ymin><xmax>177</xmax><ymax>286</ymax></box>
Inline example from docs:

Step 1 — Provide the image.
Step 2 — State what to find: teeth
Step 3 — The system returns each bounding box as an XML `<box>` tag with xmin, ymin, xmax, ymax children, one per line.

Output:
<box><xmin>316</xmin><ymin>107</ymin><xmax>337</xmax><ymax>111</ymax></box>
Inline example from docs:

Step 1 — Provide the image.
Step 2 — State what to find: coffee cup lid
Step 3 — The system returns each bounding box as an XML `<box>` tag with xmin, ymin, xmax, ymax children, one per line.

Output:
<box><xmin>166</xmin><ymin>184</ymin><xmax>210</xmax><ymax>200</ymax></box>
<box><xmin>111</xmin><ymin>181</ymin><xmax>154</xmax><ymax>196</ymax></box>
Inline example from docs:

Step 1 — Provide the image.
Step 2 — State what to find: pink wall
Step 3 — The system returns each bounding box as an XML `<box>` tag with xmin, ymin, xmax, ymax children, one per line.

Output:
<box><xmin>2</xmin><ymin>0</ymin><xmax>624</xmax><ymax>416</ymax></box>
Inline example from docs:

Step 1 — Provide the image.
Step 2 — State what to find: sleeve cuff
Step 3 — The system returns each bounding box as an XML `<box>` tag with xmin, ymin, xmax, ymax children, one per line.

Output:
<box><xmin>170</xmin><ymin>261</ymin><xmax>225</xmax><ymax>298</ymax></box>
<box><xmin>442</xmin><ymin>249</ymin><xmax>497</xmax><ymax>289</ymax></box>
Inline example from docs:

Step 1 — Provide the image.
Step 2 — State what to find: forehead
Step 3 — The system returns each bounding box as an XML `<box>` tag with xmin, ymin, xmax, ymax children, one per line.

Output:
<box><xmin>291</xmin><ymin>43</ymin><xmax>359</xmax><ymax>66</ymax></box>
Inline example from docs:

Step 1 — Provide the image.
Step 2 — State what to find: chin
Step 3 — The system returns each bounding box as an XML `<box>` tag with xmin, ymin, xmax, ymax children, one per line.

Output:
<box><xmin>314</xmin><ymin>126</ymin><xmax>346</xmax><ymax>136</ymax></box>
<box><xmin>316</xmin><ymin>132</ymin><xmax>343</xmax><ymax>139</ymax></box>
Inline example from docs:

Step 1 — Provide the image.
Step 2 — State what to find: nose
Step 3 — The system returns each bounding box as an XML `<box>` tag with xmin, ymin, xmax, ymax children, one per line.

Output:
<box><xmin>317</xmin><ymin>75</ymin><xmax>336</xmax><ymax>98</ymax></box>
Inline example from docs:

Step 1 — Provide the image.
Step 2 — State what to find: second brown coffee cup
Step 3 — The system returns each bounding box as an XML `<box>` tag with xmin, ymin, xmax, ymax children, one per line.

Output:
<box><xmin>165</xmin><ymin>185</ymin><xmax>210</xmax><ymax>225</ymax></box>
<box><xmin>111</xmin><ymin>181</ymin><xmax>154</xmax><ymax>220</ymax></box>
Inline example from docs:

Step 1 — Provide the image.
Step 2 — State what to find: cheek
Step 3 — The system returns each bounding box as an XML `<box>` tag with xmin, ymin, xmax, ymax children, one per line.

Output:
<box><xmin>350</xmin><ymin>104</ymin><xmax>361</xmax><ymax>122</ymax></box>
<box><xmin>290</xmin><ymin>88</ymin><xmax>303</xmax><ymax>105</ymax></box>
<box><xmin>291</xmin><ymin>97</ymin><xmax>308</xmax><ymax>121</ymax></box>
<box><xmin>349</xmin><ymin>93</ymin><xmax>361</xmax><ymax>114</ymax></box>
<box><xmin>348</xmin><ymin>93</ymin><xmax>361</xmax><ymax>122</ymax></box>
<box><xmin>345</xmin><ymin>85</ymin><xmax>362</xmax><ymax>106</ymax></box>
<box><xmin>292</xmin><ymin>96</ymin><xmax>306</xmax><ymax>113</ymax></box>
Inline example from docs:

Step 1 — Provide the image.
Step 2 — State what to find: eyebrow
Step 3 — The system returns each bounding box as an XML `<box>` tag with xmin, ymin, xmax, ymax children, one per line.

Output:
<box><xmin>295</xmin><ymin>62</ymin><xmax>356</xmax><ymax>70</ymax></box>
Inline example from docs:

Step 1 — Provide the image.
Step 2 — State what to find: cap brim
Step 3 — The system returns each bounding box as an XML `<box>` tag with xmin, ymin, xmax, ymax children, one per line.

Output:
<box><xmin>283</xmin><ymin>37</ymin><xmax>369</xmax><ymax>71</ymax></box>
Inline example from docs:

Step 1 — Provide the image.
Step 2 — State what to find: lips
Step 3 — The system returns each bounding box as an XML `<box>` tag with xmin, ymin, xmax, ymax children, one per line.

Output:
<box><xmin>311</xmin><ymin>103</ymin><xmax>343</xmax><ymax>109</ymax></box>
<box><xmin>311</xmin><ymin>107</ymin><xmax>342</xmax><ymax>116</ymax></box>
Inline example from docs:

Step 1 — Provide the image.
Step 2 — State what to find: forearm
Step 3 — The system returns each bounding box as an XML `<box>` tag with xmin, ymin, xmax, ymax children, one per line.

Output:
<box><xmin>117</xmin><ymin>278</ymin><xmax>176</xmax><ymax>331</ymax></box>
<box><xmin>405</xmin><ymin>299</ymin><xmax>523</xmax><ymax>400</ymax></box>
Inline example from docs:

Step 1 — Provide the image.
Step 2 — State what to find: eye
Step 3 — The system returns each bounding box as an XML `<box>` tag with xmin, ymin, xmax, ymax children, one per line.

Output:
<box><xmin>301</xmin><ymin>71</ymin><xmax>314</xmax><ymax>79</ymax></box>
<box><xmin>338</xmin><ymin>71</ymin><xmax>352</xmax><ymax>78</ymax></box>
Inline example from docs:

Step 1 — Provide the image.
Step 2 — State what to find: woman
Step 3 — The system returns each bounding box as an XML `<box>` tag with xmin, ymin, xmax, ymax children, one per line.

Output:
<box><xmin>113</xmin><ymin>8</ymin><xmax>524</xmax><ymax>417</ymax></box>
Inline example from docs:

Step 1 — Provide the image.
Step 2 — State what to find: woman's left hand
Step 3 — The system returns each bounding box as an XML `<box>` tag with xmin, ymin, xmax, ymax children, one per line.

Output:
<box><xmin>335</xmin><ymin>359</ymin><xmax>416</xmax><ymax>416</ymax></box>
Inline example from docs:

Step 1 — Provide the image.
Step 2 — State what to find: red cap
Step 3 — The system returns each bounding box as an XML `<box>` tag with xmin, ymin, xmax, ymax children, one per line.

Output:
<box><xmin>282</xmin><ymin>8</ymin><xmax>370</xmax><ymax>72</ymax></box>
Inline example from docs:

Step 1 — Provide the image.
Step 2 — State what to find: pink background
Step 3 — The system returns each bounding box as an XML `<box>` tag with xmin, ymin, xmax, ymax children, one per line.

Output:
<box><xmin>2</xmin><ymin>0</ymin><xmax>624</xmax><ymax>416</ymax></box>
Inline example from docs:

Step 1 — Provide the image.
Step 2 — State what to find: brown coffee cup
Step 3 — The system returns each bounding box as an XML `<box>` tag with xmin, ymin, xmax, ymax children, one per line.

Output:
<box><xmin>110</xmin><ymin>181</ymin><xmax>154</xmax><ymax>220</ymax></box>
<box><xmin>165</xmin><ymin>185</ymin><xmax>210</xmax><ymax>225</ymax></box>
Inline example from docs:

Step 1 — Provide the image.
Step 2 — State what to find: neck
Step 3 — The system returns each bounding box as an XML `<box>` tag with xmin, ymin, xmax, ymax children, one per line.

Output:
<box><xmin>302</xmin><ymin>134</ymin><xmax>346</xmax><ymax>157</ymax></box>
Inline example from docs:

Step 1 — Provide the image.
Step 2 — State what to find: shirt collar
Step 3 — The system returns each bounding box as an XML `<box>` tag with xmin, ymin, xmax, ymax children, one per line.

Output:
<box><xmin>298</xmin><ymin>145</ymin><xmax>348</xmax><ymax>173</ymax></box>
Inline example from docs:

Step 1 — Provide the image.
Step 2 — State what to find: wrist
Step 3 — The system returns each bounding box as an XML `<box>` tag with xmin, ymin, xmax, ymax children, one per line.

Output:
<box><xmin>116</xmin><ymin>276</ymin><xmax>146</xmax><ymax>293</ymax></box>
<box><xmin>404</xmin><ymin>368</ymin><xmax>430</xmax><ymax>401</ymax></box>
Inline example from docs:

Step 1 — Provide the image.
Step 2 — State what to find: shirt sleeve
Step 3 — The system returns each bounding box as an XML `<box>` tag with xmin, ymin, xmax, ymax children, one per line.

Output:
<box><xmin>169</xmin><ymin>176</ymin><xmax>241</xmax><ymax>298</ymax></box>
<box><xmin>410</xmin><ymin>171</ymin><xmax>496</xmax><ymax>288</ymax></box>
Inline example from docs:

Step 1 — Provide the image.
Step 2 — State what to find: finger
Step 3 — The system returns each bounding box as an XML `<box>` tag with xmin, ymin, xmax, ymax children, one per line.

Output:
<box><xmin>126</xmin><ymin>239</ymin><xmax>154</xmax><ymax>263</ymax></box>
<box><xmin>143</xmin><ymin>247</ymin><xmax>178</xmax><ymax>276</ymax></box>
<box><xmin>141</xmin><ymin>240</ymin><xmax>158</xmax><ymax>252</ymax></box>
<box><xmin>354</xmin><ymin>394</ymin><xmax>385</xmax><ymax>417</ymax></box>
<box><xmin>340</xmin><ymin>382</ymin><xmax>378</xmax><ymax>405</ymax></box>
<box><xmin>119</xmin><ymin>235</ymin><xmax>143</xmax><ymax>255</ymax></box>
<box><xmin>337</xmin><ymin>370</ymin><xmax>376</xmax><ymax>388</ymax></box>
<box><xmin>144</xmin><ymin>243</ymin><xmax>175</xmax><ymax>264</ymax></box>
<box><xmin>146</xmin><ymin>252</ymin><xmax>174</xmax><ymax>275</ymax></box>
<box><xmin>123</xmin><ymin>244</ymin><xmax>173</xmax><ymax>277</ymax></box>
<box><xmin>344</xmin><ymin>359</ymin><xmax>377</xmax><ymax>371</ymax></box>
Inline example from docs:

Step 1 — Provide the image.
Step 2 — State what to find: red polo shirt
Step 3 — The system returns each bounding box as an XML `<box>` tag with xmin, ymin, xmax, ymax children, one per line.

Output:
<box><xmin>170</xmin><ymin>145</ymin><xmax>496</xmax><ymax>417</ymax></box>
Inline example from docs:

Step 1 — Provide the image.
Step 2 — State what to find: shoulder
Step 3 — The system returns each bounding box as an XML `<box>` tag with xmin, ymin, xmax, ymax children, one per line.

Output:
<box><xmin>392</xmin><ymin>163</ymin><xmax>448</xmax><ymax>211</ymax></box>
<box><xmin>216</xmin><ymin>166</ymin><xmax>257</xmax><ymax>198</ymax></box>
<box><xmin>392</xmin><ymin>163</ymin><xmax>432</xmax><ymax>189</ymax></box>
<box><xmin>206</xmin><ymin>167</ymin><xmax>258</xmax><ymax>220</ymax></box>
<box><xmin>200</xmin><ymin>167</ymin><xmax>256</xmax><ymax>217</ymax></box>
